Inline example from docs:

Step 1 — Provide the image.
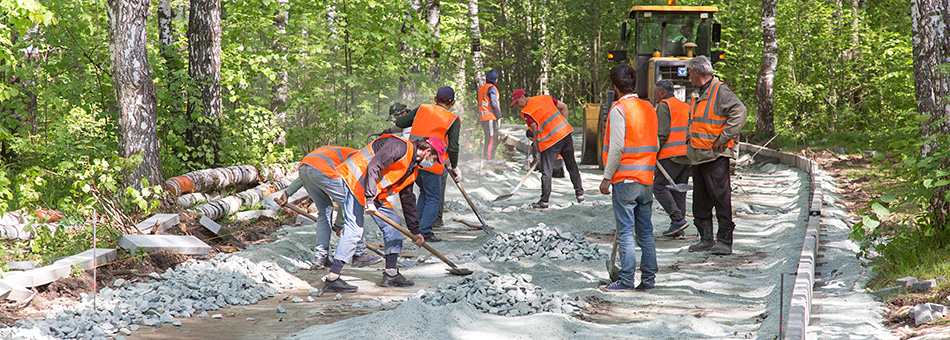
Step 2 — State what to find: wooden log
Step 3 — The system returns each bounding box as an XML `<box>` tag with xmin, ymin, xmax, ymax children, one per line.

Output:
<box><xmin>191</xmin><ymin>174</ymin><xmax>297</xmax><ymax>221</ymax></box>
<box><xmin>164</xmin><ymin>163</ymin><xmax>294</xmax><ymax>196</ymax></box>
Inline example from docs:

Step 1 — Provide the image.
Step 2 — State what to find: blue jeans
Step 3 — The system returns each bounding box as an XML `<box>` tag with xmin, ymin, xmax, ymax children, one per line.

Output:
<box><xmin>298</xmin><ymin>165</ymin><xmax>365</xmax><ymax>258</ymax></box>
<box><xmin>416</xmin><ymin>169</ymin><xmax>442</xmax><ymax>235</ymax></box>
<box><xmin>334</xmin><ymin>188</ymin><xmax>404</xmax><ymax>264</ymax></box>
<box><xmin>612</xmin><ymin>181</ymin><xmax>658</xmax><ymax>287</ymax></box>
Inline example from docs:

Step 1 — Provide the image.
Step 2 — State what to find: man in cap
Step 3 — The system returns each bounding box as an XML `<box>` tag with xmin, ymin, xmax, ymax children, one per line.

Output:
<box><xmin>510</xmin><ymin>89</ymin><xmax>585</xmax><ymax>208</ymax></box>
<box><xmin>384</xmin><ymin>86</ymin><xmax>461</xmax><ymax>242</ymax></box>
<box><xmin>323</xmin><ymin>134</ymin><xmax>444</xmax><ymax>292</ymax></box>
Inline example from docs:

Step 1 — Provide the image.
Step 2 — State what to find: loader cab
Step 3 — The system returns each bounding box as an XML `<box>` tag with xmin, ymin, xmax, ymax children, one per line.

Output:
<box><xmin>620</xmin><ymin>6</ymin><xmax>722</xmax><ymax>104</ymax></box>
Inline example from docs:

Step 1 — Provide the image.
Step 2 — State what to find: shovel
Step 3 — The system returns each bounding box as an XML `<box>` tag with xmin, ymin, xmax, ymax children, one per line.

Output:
<box><xmin>656</xmin><ymin>161</ymin><xmax>692</xmax><ymax>193</ymax></box>
<box><xmin>373</xmin><ymin>211</ymin><xmax>473</xmax><ymax>276</ymax></box>
<box><xmin>606</xmin><ymin>231</ymin><xmax>620</xmax><ymax>282</ymax></box>
<box><xmin>282</xmin><ymin>203</ymin><xmax>415</xmax><ymax>268</ymax></box>
<box><xmin>448</xmin><ymin>171</ymin><xmax>495</xmax><ymax>234</ymax></box>
<box><xmin>493</xmin><ymin>157</ymin><xmax>539</xmax><ymax>202</ymax></box>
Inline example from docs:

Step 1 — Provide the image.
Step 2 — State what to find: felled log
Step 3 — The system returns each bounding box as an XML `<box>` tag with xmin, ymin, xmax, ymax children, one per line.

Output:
<box><xmin>191</xmin><ymin>174</ymin><xmax>297</xmax><ymax>221</ymax></box>
<box><xmin>164</xmin><ymin>164</ymin><xmax>295</xmax><ymax>197</ymax></box>
<box><xmin>176</xmin><ymin>192</ymin><xmax>226</xmax><ymax>209</ymax></box>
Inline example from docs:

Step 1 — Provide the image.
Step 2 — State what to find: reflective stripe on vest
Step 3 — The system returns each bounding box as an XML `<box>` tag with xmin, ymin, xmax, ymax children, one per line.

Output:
<box><xmin>409</xmin><ymin>104</ymin><xmax>459</xmax><ymax>174</ymax></box>
<box><xmin>688</xmin><ymin>80</ymin><xmax>734</xmax><ymax>150</ymax></box>
<box><xmin>657</xmin><ymin>97</ymin><xmax>690</xmax><ymax>159</ymax></box>
<box><xmin>477</xmin><ymin>83</ymin><xmax>497</xmax><ymax>121</ymax></box>
<box><xmin>335</xmin><ymin>135</ymin><xmax>417</xmax><ymax>207</ymax></box>
<box><xmin>521</xmin><ymin>95</ymin><xmax>572</xmax><ymax>152</ymax></box>
<box><xmin>602</xmin><ymin>97</ymin><xmax>658</xmax><ymax>185</ymax></box>
<box><xmin>300</xmin><ymin>146</ymin><xmax>357</xmax><ymax>178</ymax></box>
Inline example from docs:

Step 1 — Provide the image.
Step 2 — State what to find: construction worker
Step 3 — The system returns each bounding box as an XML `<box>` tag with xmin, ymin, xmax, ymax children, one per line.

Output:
<box><xmin>385</xmin><ymin>86</ymin><xmax>461</xmax><ymax>242</ymax></box>
<box><xmin>685</xmin><ymin>55</ymin><xmax>747</xmax><ymax>256</ymax></box>
<box><xmin>478</xmin><ymin>70</ymin><xmax>502</xmax><ymax>160</ymax></box>
<box><xmin>323</xmin><ymin>134</ymin><xmax>444</xmax><ymax>292</ymax></box>
<box><xmin>653</xmin><ymin>80</ymin><xmax>692</xmax><ymax>238</ymax></box>
<box><xmin>510</xmin><ymin>89</ymin><xmax>585</xmax><ymax>208</ymax></box>
<box><xmin>275</xmin><ymin>146</ymin><xmax>381</xmax><ymax>269</ymax></box>
<box><xmin>599</xmin><ymin>64</ymin><xmax>658</xmax><ymax>292</ymax></box>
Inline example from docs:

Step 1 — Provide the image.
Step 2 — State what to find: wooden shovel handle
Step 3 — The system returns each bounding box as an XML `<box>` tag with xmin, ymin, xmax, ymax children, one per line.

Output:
<box><xmin>372</xmin><ymin>211</ymin><xmax>461</xmax><ymax>270</ymax></box>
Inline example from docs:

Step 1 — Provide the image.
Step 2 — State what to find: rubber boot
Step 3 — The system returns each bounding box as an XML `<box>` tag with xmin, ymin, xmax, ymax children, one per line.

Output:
<box><xmin>688</xmin><ymin>219</ymin><xmax>715</xmax><ymax>252</ymax></box>
<box><xmin>710</xmin><ymin>219</ymin><xmax>735</xmax><ymax>255</ymax></box>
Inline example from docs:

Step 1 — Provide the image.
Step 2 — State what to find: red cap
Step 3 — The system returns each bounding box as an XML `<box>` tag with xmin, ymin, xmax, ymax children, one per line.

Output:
<box><xmin>509</xmin><ymin>89</ymin><xmax>526</xmax><ymax>107</ymax></box>
<box><xmin>424</xmin><ymin>137</ymin><xmax>446</xmax><ymax>164</ymax></box>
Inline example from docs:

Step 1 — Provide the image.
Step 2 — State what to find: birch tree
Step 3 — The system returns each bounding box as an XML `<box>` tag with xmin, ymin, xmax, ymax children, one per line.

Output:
<box><xmin>107</xmin><ymin>0</ymin><xmax>164</xmax><ymax>187</ymax></box>
<box><xmin>187</xmin><ymin>0</ymin><xmax>223</xmax><ymax>165</ymax></box>
<box><xmin>910</xmin><ymin>0</ymin><xmax>950</xmax><ymax>227</ymax></box>
<box><xmin>467</xmin><ymin>0</ymin><xmax>485</xmax><ymax>86</ymax></box>
<box><xmin>755</xmin><ymin>0</ymin><xmax>778</xmax><ymax>139</ymax></box>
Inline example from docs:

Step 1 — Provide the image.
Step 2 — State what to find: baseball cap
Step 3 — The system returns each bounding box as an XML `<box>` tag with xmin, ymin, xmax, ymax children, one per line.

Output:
<box><xmin>424</xmin><ymin>137</ymin><xmax>446</xmax><ymax>164</ymax></box>
<box><xmin>509</xmin><ymin>89</ymin><xmax>526</xmax><ymax>107</ymax></box>
<box><xmin>436</xmin><ymin>86</ymin><xmax>455</xmax><ymax>102</ymax></box>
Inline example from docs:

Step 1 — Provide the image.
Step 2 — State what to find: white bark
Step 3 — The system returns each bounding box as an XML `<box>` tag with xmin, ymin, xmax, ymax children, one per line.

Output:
<box><xmin>108</xmin><ymin>0</ymin><xmax>164</xmax><ymax>188</ymax></box>
<box><xmin>187</xmin><ymin>0</ymin><xmax>223</xmax><ymax>154</ymax></box>
<box><xmin>755</xmin><ymin>0</ymin><xmax>778</xmax><ymax>139</ymax></box>
<box><xmin>468</xmin><ymin>0</ymin><xmax>485</xmax><ymax>86</ymax></box>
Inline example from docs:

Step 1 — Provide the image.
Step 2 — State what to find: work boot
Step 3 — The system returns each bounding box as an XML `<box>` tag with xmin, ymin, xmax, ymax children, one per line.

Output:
<box><xmin>711</xmin><ymin>219</ymin><xmax>735</xmax><ymax>255</ymax></box>
<box><xmin>322</xmin><ymin>277</ymin><xmax>358</xmax><ymax>293</ymax></box>
<box><xmin>379</xmin><ymin>271</ymin><xmax>415</xmax><ymax>287</ymax></box>
<box><xmin>688</xmin><ymin>219</ymin><xmax>715</xmax><ymax>252</ymax></box>
<box><xmin>576</xmin><ymin>195</ymin><xmax>586</xmax><ymax>203</ymax></box>
<box><xmin>662</xmin><ymin>219</ymin><xmax>689</xmax><ymax>238</ymax></box>
<box><xmin>423</xmin><ymin>233</ymin><xmax>442</xmax><ymax>243</ymax></box>
<box><xmin>531</xmin><ymin>201</ymin><xmax>549</xmax><ymax>209</ymax></box>
<box><xmin>432</xmin><ymin>219</ymin><xmax>444</xmax><ymax>228</ymax></box>
<box><xmin>350</xmin><ymin>253</ymin><xmax>383</xmax><ymax>268</ymax></box>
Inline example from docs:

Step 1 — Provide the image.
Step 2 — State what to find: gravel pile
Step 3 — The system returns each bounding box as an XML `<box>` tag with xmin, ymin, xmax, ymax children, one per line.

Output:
<box><xmin>418</xmin><ymin>271</ymin><xmax>588</xmax><ymax>317</ymax></box>
<box><xmin>478</xmin><ymin>224</ymin><xmax>604</xmax><ymax>262</ymax></box>
<box><xmin>1</xmin><ymin>255</ymin><xmax>294</xmax><ymax>340</ymax></box>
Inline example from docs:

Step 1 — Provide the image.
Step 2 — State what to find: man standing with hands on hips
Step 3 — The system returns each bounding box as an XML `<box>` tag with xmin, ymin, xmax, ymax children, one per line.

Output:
<box><xmin>599</xmin><ymin>64</ymin><xmax>658</xmax><ymax>292</ymax></box>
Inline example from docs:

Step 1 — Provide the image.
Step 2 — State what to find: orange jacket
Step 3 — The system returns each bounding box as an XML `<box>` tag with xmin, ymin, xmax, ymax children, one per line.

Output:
<box><xmin>657</xmin><ymin>97</ymin><xmax>690</xmax><ymax>160</ymax></box>
<box><xmin>603</xmin><ymin>97</ymin><xmax>658</xmax><ymax>185</ymax></box>
<box><xmin>408</xmin><ymin>104</ymin><xmax>459</xmax><ymax>174</ymax></box>
<box><xmin>521</xmin><ymin>95</ymin><xmax>572</xmax><ymax>152</ymax></box>
<box><xmin>300</xmin><ymin>146</ymin><xmax>357</xmax><ymax>178</ymax></box>
<box><xmin>336</xmin><ymin>135</ymin><xmax>417</xmax><ymax>207</ymax></box>
<box><xmin>477</xmin><ymin>83</ymin><xmax>498</xmax><ymax>121</ymax></box>
<box><xmin>688</xmin><ymin>80</ymin><xmax>734</xmax><ymax>150</ymax></box>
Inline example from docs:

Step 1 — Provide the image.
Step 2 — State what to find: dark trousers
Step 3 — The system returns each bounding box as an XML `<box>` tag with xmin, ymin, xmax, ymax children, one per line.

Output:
<box><xmin>481</xmin><ymin>120</ymin><xmax>498</xmax><ymax>160</ymax></box>
<box><xmin>691</xmin><ymin>156</ymin><xmax>735</xmax><ymax>244</ymax></box>
<box><xmin>539</xmin><ymin>134</ymin><xmax>584</xmax><ymax>202</ymax></box>
<box><xmin>653</xmin><ymin>158</ymin><xmax>691</xmax><ymax>222</ymax></box>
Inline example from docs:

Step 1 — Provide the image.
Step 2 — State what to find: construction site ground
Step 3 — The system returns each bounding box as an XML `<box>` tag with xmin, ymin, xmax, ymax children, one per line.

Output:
<box><xmin>3</xmin><ymin>133</ymin><xmax>907</xmax><ymax>339</ymax></box>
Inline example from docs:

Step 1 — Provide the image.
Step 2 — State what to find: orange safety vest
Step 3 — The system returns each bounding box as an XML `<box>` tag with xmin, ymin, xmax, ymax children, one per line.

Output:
<box><xmin>336</xmin><ymin>135</ymin><xmax>418</xmax><ymax>207</ymax></box>
<box><xmin>408</xmin><ymin>103</ymin><xmax>459</xmax><ymax>174</ymax></box>
<box><xmin>477</xmin><ymin>83</ymin><xmax>498</xmax><ymax>122</ymax></box>
<box><xmin>300</xmin><ymin>146</ymin><xmax>357</xmax><ymax>178</ymax></box>
<box><xmin>602</xmin><ymin>96</ymin><xmax>658</xmax><ymax>185</ymax></box>
<box><xmin>521</xmin><ymin>95</ymin><xmax>573</xmax><ymax>152</ymax></box>
<box><xmin>657</xmin><ymin>97</ymin><xmax>690</xmax><ymax>159</ymax></box>
<box><xmin>688</xmin><ymin>80</ymin><xmax>734</xmax><ymax>150</ymax></box>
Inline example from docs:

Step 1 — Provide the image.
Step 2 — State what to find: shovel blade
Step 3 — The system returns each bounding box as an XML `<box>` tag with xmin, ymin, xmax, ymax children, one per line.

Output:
<box><xmin>666</xmin><ymin>184</ymin><xmax>693</xmax><ymax>193</ymax></box>
<box><xmin>446</xmin><ymin>267</ymin><xmax>473</xmax><ymax>276</ymax></box>
<box><xmin>606</xmin><ymin>260</ymin><xmax>619</xmax><ymax>282</ymax></box>
<box><xmin>493</xmin><ymin>193</ymin><xmax>513</xmax><ymax>202</ymax></box>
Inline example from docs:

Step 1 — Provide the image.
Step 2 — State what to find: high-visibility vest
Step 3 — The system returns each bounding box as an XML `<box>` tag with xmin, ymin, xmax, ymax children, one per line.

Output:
<box><xmin>408</xmin><ymin>103</ymin><xmax>459</xmax><ymax>174</ymax></box>
<box><xmin>477</xmin><ymin>83</ymin><xmax>498</xmax><ymax>122</ymax></box>
<box><xmin>602</xmin><ymin>97</ymin><xmax>658</xmax><ymax>185</ymax></box>
<box><xmin>336</xmin><ymin>135</ymin><xmax>417</xmax><ymax>207</ymax></box>
<box><xmin>521</xmin><ymin>95</ymin><xmax>572</xmax><ymax>152</ymax></box>
<box><xmin>657</xmin><ymin>97</ymin><xmax>690</xmax><ymax>159</ymax></box>
<box><xmin>688</xmin><ymin>80</ymin><xmax>734</xmax><ymax>150</ymax></box>
<box><xmin>300</xmin><ymin>146</ymin><xmax>357</xmax><ymax>178</ymax></box>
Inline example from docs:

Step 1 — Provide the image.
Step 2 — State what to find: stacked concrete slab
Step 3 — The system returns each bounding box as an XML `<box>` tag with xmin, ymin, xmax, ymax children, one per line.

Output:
<box><xmin>119</xmin><ymin>234</ymin><xmax>211</xmax><ymax>256</ymax></box>
<box><xmin>737</xmin><ymin>142</ymin><xmax>822</xmax><ymax>340</ymax></box>
<box><xmin>0</xmin><ymin>248</ymin><xmax>117</xmax><ymax>302</ymax></box>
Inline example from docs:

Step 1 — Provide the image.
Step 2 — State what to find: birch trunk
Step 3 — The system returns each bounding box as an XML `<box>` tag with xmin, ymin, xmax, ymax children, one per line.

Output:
<box><xmin>187</xmin><ymin>0</ymin><xmax>223</xmax><ymax>164</ymax></box>
<box><xmin>108</xmin><ymin>0</ymin><xmax>164</xmax><ymax>188</ymax></box>
<box><xmin>910</xmin><ymin>0</ymin><xmax>950</xmax><ymax>228</ymax></box>
<box><xmin>467</xmin><ymin>0</ymin><xmax>485</xmax><ymax>86</ymax></box>
<box><xmin>424</xmin><ymin>0</ymin><xmax>441</xmax><ymax>79</ymax></box>
<box><xmin>754</xmin><ymin>0</ymin><xmax>778</xmax><ymax>140</ymax></box>
<box><xmin>270</xmin><ymin>0</ymin><xmax>289</xmax><ymax>144</ymax></box>
<box><xmin>164</xmin><ymin>164</ymin><xmax>293</xmax><ymax>197</ymax></box>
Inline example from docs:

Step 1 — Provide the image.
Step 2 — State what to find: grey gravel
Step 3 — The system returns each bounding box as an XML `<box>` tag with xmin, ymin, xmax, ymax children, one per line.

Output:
<box><xmin>277</xmin><ymin>306</ymin><xmax>287</xmax><ymax>313</ymax></box>
<box><xmin>418</xmin><ymin>271</ymin><xmax>588</xmax><ymax>317</ymax></box>
<box><xmin>479</xmin><ymin>224</ymin><xmax>605</xmax><ymax>262</ymax></box>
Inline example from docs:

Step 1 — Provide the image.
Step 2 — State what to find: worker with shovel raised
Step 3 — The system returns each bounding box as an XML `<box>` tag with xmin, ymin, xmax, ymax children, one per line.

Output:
<box><xmin>323</xmin><ymin>135</ymin><xmax>445</xmax><ymax>293</ymax></box>
<box><xmin>653</xmin><ymin>79</ymin><xmax>693</xmax><ymax>238</ymax></box>
<box><xmin>599</xmin><ymin>64</ymin><xmax>658</xmax><ymax>292</ymax></box>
